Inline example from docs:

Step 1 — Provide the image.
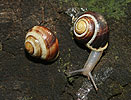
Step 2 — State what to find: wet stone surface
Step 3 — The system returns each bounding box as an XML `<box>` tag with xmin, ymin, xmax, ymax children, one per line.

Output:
<box><xmin>0</xmin><ymin>0</ymin><xmax>131</xmax><ymax>100</ymax></box>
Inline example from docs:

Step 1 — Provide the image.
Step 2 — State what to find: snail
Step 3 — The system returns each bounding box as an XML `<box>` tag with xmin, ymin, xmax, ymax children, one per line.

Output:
<box><xmin>25</xmin><ymin>26</ymin><xmax>59</xmax><ymax>61</ymax></box>
<box><xmin>69</xmin><ymin>11</ymin><xmax>109</xmax><ymax>90</ymax></box>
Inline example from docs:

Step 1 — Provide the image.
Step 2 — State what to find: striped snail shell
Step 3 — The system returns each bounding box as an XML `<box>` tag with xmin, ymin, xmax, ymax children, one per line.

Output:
<box><xmin>74</xmin><ymin>11</ymin><xmax>109</xmax><ymax>51</ymax></box>
<box><xmin>70</xmin><ymin>11</ymin><xmax>109</xmax><ymax>90</ymax></box>
<box><xmin>25</xmin><ymin>26</ymin><xmax>59</xmax><ymax>61</ymax></box>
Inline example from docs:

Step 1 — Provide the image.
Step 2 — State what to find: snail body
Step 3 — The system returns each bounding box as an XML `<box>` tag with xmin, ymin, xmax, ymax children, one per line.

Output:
<box><xmin>25</xmin><ymin>26</ymin><xmax>59</xmax><ymax>61</ymax></box>
<box><xmin>70</xmin><ymin>11</ymin><xmax>109</xmax><ymax>90</ymax></box>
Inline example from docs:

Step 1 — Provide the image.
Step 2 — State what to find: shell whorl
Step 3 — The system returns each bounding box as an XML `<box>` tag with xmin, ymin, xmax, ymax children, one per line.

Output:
<box><xmin>74</xmin><ymin>12</ymin><xmax>109</xmax><ymax>51</ymax></box>
<box><xmin>75</xmin><ymin>18</ymin><xmax>88</xmax><ymax>34</ymax></box>
<box><xmin>25</xmin><ymin>26</ymin><xmax>59</xmax><ymax>61</ymax></box>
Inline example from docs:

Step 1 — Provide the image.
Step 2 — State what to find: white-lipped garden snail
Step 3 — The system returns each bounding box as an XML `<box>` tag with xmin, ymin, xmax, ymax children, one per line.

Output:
<box><xmin>69</xmin><ymin>11</ymin><xmax>109</xmax><ymax>90</ymax></box>
<box><xmin>25</xmin><ymin>26</ymin><xmax>59</xmax><ymax>61</ymax></box>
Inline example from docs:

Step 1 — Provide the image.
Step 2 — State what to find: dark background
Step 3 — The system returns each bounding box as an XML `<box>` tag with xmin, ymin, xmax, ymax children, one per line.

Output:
<box><xmin>0</xmin><ymin>0</ymin><xmax>130</xmax><ymax>100</ymax></box>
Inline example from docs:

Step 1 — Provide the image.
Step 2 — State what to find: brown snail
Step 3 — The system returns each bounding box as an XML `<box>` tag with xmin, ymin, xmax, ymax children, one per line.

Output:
<box><xmin>69</xmin><ymin>11</ymin><xmax>109</xmax><ymax>90</ymax></box>
<box><xmin>25</xmin><ymin>26</ymin><xmax>59</xmax><ymax>61</ymax></box>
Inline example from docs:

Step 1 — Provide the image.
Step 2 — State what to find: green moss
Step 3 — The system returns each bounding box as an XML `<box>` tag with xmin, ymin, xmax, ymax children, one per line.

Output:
<box><xmin>62</xmin><ymin>0</ymin><xmax>130</xmax><ymax>20</ymax></box>
<box><xmin>56</xmin><ymin>48</ymin><xmax>72</xmax><ymax>75</ymax></box>
<box><xmin>0</xmin><ymin>42</ymin><xmax>2</xmax><ymax>51</ymax></box>
<box><xmin>67</xmin><ymin>77</ymin><xmax>75</xmax><ymax>83</ymax></box>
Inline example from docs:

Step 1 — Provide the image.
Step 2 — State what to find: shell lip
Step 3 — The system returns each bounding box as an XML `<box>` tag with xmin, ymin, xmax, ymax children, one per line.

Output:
<box><xmin>86</xmin><ymin>42</ymin><xmax>108</xmax><ymax>51</ymax></box>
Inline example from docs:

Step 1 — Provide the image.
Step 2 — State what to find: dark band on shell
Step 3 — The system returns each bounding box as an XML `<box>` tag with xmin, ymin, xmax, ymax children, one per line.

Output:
<box><xmin>25</xmin><ymin>26</ymin><xmax>59</xmax><ymax>61</ymax></box>
<box><xmin>74</xmin><ymin>11</ymin><xmax>109</xmax><ymax>51</ymax></box>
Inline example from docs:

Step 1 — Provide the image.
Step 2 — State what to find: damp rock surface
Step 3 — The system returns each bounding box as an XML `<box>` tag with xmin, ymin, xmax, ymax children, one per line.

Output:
<box><xmin>0</xmin><ymin>0</ymin><xmax>131</xmax><ymax>100</ymax></box>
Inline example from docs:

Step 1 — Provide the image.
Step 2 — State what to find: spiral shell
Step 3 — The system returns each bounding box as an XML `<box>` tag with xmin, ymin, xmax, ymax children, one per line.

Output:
<box><xmin>74</xmin><ymin>11</ymin><xmax>109</xmax><ymax>51</ymax></box>
<box><xmin>25</xmin><ymin>26</ymin><xmax>59</xmax><ymax>61</ymax></box>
